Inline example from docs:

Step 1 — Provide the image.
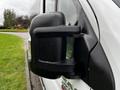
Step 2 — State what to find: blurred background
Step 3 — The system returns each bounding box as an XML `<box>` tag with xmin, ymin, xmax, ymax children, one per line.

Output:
<box><xmin>0</xmin><ymin>0</ymin><xmax>47</xmax><ymax>30</ymax></box>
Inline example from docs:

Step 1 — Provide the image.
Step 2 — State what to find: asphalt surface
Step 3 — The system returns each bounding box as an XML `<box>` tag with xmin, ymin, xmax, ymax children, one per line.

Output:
<box><xmin>15</xmin><ymin>32</ymin><xmax>29</xmax><ymax>40</ymax></box>
<box><xmin>0</xmin><ymin>32</ymin><xmax>29</xmax><ymax>39</ymax></box>
<box><xmin>0</xmin><ymin>32</ymin><xmax>29</xmax><ymax>49</ymax></box>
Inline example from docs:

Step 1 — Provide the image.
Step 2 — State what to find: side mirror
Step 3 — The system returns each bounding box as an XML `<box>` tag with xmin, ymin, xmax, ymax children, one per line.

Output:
<box><xmin>29</xmin><ymin>12</ymin><xmax>80</xmax><ymax>79</ymax></box>
<box><xmin>29</xmin><ymin>12</ymin><xmax>115</xmax><ymax>90</ymax></box>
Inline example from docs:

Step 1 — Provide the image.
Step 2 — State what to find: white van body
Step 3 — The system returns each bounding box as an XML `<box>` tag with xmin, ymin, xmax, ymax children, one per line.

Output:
<box><xmin>29</xmin><ymin>0</ymin><xmax>120</xmax><ymax>90</ymax></box>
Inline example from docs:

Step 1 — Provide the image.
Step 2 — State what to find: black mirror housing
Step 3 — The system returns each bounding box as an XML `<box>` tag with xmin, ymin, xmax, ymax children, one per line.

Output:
<box><xmin>29</xmin><ymin>12</ymin><xmax>80</xmax><ymax>79</ymax></box>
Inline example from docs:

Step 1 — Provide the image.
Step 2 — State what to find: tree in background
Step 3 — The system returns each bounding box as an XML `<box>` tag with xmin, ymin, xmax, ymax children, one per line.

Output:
<box><xmin>15</xmin><ymin>16</ymin><xmax>30</xmax><ymax>29</ymax></box>
<box><xmin>3</xmin><ymin>9</ymin><xmax>16</xmax><ymax>28</ymax></box>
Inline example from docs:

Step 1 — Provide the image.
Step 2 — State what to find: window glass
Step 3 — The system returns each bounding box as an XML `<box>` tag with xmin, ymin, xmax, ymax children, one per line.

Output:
<box><xmin>46</xmin><ymin>0</ymin><xmax>56</xmax><ymax>12</ymax></box>
<box><xmin>57</xmin><ymin>0</ymin><xmax>78</xmax><ymax>59</ymax></box>
<box><xmin>58</xmin><ymin>0</ymin><xmax>78</xmax><ymax>25</ymax></box>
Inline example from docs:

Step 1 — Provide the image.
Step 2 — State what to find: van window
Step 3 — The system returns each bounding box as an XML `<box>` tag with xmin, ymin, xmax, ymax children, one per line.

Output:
<box><xmin>58</xmin><ymin>0</ymin><xmax>78</xmax><ymax>25</ymax></box>
<box><xmin>57</xmin><ymin>0</ymin><xmax>78</xmax><ymax>59</ymax></box>
<box><xmin>46</xmin><ymin>0</ymin><xmax>56</xmax><ymax>12</ymax></box>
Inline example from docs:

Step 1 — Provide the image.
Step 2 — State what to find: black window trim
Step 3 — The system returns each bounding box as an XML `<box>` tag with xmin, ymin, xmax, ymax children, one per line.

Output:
<box><xmin>112</xmin><ymin>0</ymin><xmax>120</xmax><ymax>8</ymax></box>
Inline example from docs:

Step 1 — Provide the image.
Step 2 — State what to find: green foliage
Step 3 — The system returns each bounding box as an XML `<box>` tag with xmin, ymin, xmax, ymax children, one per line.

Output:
<box><xmin>0</xmin><ymin>34</ymin><xmax>26</xmax><ymax>90</ymax></box>
<box><xmin>4</xmin><ymin>9</ymin><xmax>16</xmax><ymax>28</ymax></box>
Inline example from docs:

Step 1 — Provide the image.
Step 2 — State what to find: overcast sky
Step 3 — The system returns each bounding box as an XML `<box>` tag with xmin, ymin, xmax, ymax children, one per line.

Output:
<box><xmin>0</xmin><ymin>0</ymin><xmax>40</xmax><ymax>25</ymax></box>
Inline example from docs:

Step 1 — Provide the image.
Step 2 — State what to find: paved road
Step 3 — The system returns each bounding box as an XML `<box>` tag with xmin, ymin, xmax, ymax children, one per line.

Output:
<box><xmin>0</xmin><ymin>32</ymin><xmax>29</xmax><ymax>42</ymax></box>
<box><xmin>0</xmin><ymin>32</ymin><xmax>29</xmax><ymax>39</ymax></box>
<box><xmin>0</xmin><ymin>32</ymin><xmax>29</xmax><ymax>49</ymax></box>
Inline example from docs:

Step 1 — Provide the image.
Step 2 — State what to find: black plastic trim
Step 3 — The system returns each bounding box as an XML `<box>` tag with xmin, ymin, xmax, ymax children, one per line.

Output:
<box><xmin>89</xmin><ymin>43</ymin><xmax>115</xmax><ymax>90</ymax></box>
<box><xmin>113</xmin><ymin>0</ymin><xmax>120</xmax><ymax>8</ymax></box>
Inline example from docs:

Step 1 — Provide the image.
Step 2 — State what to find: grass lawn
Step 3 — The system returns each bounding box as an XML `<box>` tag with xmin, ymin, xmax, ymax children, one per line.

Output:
<box><xmin>0</xmin><ymin>34</ymin><xmax>26</xmax><ymax>90</ymax></box>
